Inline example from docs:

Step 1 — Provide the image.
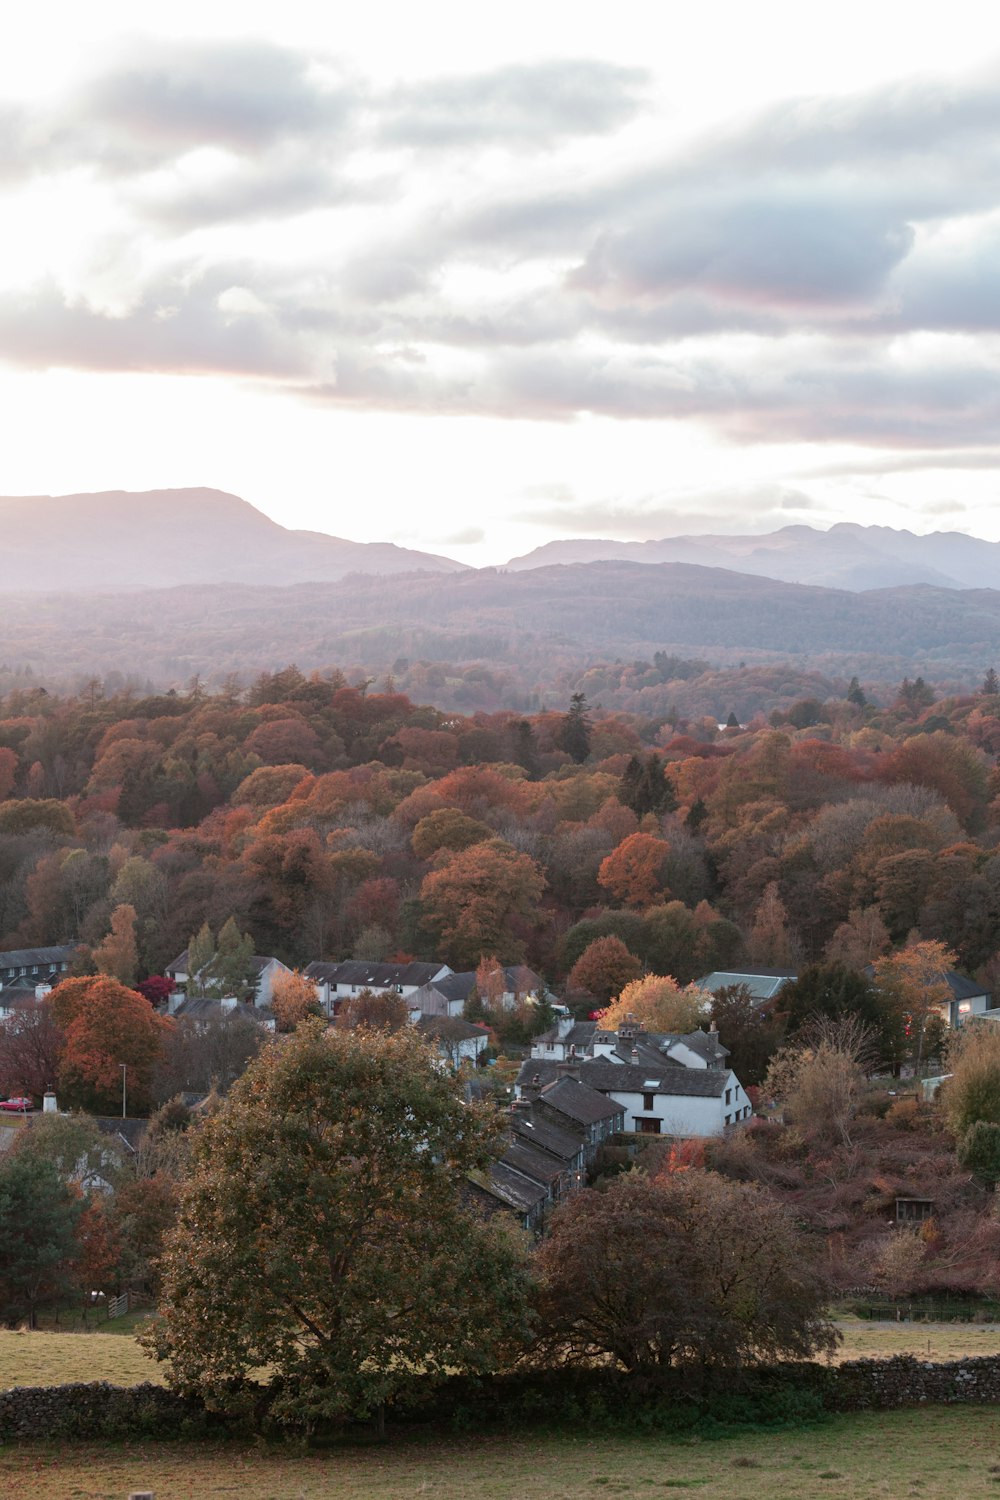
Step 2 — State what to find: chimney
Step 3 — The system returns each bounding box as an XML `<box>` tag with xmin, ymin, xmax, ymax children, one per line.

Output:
<box><xmin>556</xmin><ymin>1058</ymin><xmax>580</xmax><ymax>1082</ymax></box>
<box><xmin>708</xmin><ymin>1020</ymin><xmax>719</xmax><ymax>1035</ymax></box>
<box><xmin>631</xmin><ymin>1047</ymin><xmax>640</xmax><ymax>1062</ymax></box>
<box><xmin>520</xmin><ymin>1073</ymin><xmax>543</xmax><ymax>1101</ymax></box>
<box><xmin>43</xmin><ymin>1091</ymin><xmax>57</xmax><ymax>1114</ymax></box>
<box><xmin>511</xmin><ymin>1097</ymin><xmax>533</xmax><ymax>1115</ymax></box>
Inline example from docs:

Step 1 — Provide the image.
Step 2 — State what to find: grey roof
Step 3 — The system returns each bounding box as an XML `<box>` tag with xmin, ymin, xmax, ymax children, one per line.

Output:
<box><xmin>166</xmin><ymin>949</ymin><xmax>280</xmax><ymax>977</ymax></box>
<box><xmin>304</xmin><ymin>959</ymin><xmax>446</xmax><ymax>988</ymax></box>
<box><xmin>537</xmin><ymin>1075</ymin><xmax>623</xmax><ymax>1126</ymax></box>
<box><xmin>534</xmin><ymin>1020</ymin><xmax>597</xmax><ymax>1050</ymax></box>
<box><xmin>669</xmin><ymin>1030</ymin><xmax>730</xmax><ymax>1064</ymax></box>
<box><xmin>518</xmin><ymin>1057</ymin><xmax>730</xmax><ymax>1099</ymax></box>
<box><xmin>95</xmin><ymin>1117</ymin><xmax>148</xmax><ymax>1153</ymax></box>
<box><xmin>414</xmin><ymin>972</ymin><xmax>478</xmax><ymax>1003</ymax></box>
<box><xmin>0</xmin><ymin>946</ymin><xmax>76</xmax><ymax>970</ymax></box>
<box><xmin>502</xmin><ymin>1139</ymin><xmax>565</xmax><ymax>1187</ymax></box>
<box><xmin>696</xmin><ymin>970</ymin><xmax>797</xmax><ymax>1000</ymax></box>
<box><xmin>510</xmin><ymin>1111</ymin><xmax>584</xmax><ymax>1162</ymax></box>
<box><xmin>481</xmin><ymin>1162</ymin><xmax>548</xmax><ymax>1214</ymax></box>
<box><xmin>415</xmin><ymin>1015</ymin><xmax>488</xmax><ymax>1042</ymax></box>
<box><xmin>943</xmin><ymin>972</ymin><xmax>990</xmax><ymax>1001</ymax></box>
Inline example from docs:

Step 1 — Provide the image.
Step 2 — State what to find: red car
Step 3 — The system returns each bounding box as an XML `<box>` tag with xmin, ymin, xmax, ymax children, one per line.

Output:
<box><xmin>0</xmin><ymin>1097</ymin><xmax>33</xmax><ymax>1112</ymax></box>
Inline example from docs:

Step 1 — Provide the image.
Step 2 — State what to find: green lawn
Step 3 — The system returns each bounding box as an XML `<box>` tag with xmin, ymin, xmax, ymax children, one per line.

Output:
<box><xmin>4</xmin><ymin>1408</ymin><xmax>1000</xmax><ymax>1499</ymax></box>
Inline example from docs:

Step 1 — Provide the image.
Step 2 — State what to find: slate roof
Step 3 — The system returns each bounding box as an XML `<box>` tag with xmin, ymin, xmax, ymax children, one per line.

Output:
<box><xmin>95</xmin><ymin>1117</ymin><xmax>148</xmax><ymax>1153</ymax></box>
<box><xmin>518</xmin><ymin>1057</ymin><xmax>730</xmax><ymax>1099</ymax></box>
<box><xmin>537</xmin><ymin>1075</ymin><xmax>623</xmax><ymax>1126</ymax></box>
<box><xmin>944</xmin><ymin>972</ymin><xmax>989</xmax><ymax>1001</ymax></box>
<box><xmin>534</xmin><ymin>1020</ymin><xmax>597</xmax><ymax>1050</ymax></box>
<box><xmin>503</xmin><ymin>1139</ymin><xmax>565</xmax><ymax>1186</ymax></box>
<box><xmin>696</xmin><ymin>970</ymin><xmax>797</xmax><ymax>1001</ymax></box>
<box><xmin>166</xmin><ymin>950</ymin><xmax>281</xmax><ymax>977</ymax></box>
<box><xmin>414</xmin><ymin>972</ymin><xmax>478</xmax><ymax>1004</ymax></box>
<box><xmin>304</xmin><ymin>959</ymin><xmax>447</xmax><ymax>988</ymax></box>
<box><xmin>480</xmin><ymin>1162</ymin><xmax>548</xmax><ymax>1214</ymax></box>
<box><xmin>510</xmin><ymin>1111</ymin><xmax>584</xmax><ymax>1161</ymax></box>
<box><xmin>415</xmin><ymin>1015</ymin><xmax>488</xmax><ymax>1042</ymax></box>
<box><xmin>0</xmin><ymin>946</ymin><xmax>76</xmax><ymax>970</ymax></box>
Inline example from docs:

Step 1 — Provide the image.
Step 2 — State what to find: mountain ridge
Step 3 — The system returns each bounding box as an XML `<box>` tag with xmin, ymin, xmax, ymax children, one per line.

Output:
<box><xmin>1</xmin><ymin>487</ymin><xmax>468</xmax><ymax>590</ymax></box>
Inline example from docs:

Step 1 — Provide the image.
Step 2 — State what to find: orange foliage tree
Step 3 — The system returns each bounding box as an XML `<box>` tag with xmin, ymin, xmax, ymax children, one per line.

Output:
<box><xmin>598</xmin><ymin>974</ymin><xmax>706</xmax><ymax>1034</ymax></box>
<box><xmin>50</xmin><ymin>976</ymin><xmax>175</xmax><ymax>1115</ymax></box>
<box><xmin>271</xmin><ymin>970</ymin><xmax>323</xmax><ymax>1033</ymax></box>
<box><xmin>597</xmin><ymin>833</ymin><xmax>671</xmax><ymax>909</ymax></box>
<box><xmin>567</xmin><ymin>936</ymin><xmax>643</xmax><ymax>1003</ymax></box>
<box><xmin>420</xmin><ymin>839</ymin><xmax>545</xmax><ymax>969</ymax></box>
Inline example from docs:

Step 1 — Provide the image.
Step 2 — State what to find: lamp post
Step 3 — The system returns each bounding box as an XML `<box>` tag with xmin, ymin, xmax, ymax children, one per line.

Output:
<box><xmin>121</xmin><ymin>1064</ymin><xmax>127</xmax><ymax>1120</ymax></box>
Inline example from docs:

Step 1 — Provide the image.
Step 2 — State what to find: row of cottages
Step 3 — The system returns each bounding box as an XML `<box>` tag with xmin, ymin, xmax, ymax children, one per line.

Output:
<box><xmin>519</xmin><ymin>1015</ymin><xmax>749</xmax><ymax>1136</ymax></box>
<box><xmin>164</xmin><ymin>950</ymin><xmax>291</xmax><ymax>1012</ymax></box>
<box><xmin>468</xmin><ymin>1071</ymin><xmax>625</xmax><ymax>1234</ymax></box>
<box><xmin>0</xmin><ymin>945</ymin><xmax>78</xmax><ymax>1019</ymax></box>
<box><xmin>305</xmin><ymin>960</ymin><xmax>550</xmax><ymax>1019</ymax></box>
<box><xmin>695</xmin><ymin>966</ymin><xmax>993</xmax><ymax>1029</ymax></box>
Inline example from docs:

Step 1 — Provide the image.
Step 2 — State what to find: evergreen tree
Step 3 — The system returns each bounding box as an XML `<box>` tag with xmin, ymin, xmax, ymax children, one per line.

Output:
<box><xmin>983</xmin><ymin>667</ymin><xmax>1000</xmax><ymax>697</ymax></box>
<box><xmin>725</xmin><ymin>711</ymin><xmax>740</xmax><ymax>729</ymax></box>
<box><xmin>556</xmin><ymin>693</ymin><xmax>592</xmax><ymax>763</ymax></box>
<box><xmin>186</xmin><ymin>923</ymin><xmax>215</xmax><ymax>999</ymax></box>
<box><xmin>203</xmin><ymin>917</ymin><xmax>257</xmax><ymax>1001</ymax></box>
<box><xmin>686</xmin><ymin>797</ymin><xmax>708</xmax><ymax>832</ymax></box>
<box><xmin>847</xmin><ymin>676</ymin><xmax>867</xmax><ymax>708</ymax></box>
<box><xmin>618</xmin><ymin>753</ymin><xmax>677</xmax><ymax>818</ymax></box>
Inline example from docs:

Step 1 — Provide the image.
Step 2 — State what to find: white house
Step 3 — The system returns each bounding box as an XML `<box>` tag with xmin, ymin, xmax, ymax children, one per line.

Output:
<box><xmin>165</xmin><ymin>950</ymin><xmax>290</xmax><ymax>1009</ymax></box>
<box><xmin>413</xmin><ymin>1014</ymin><xmax>489</xmax><ymax>1065</ymax></box>
<box><xmin>304</xmin><ymin>960</ymin><xmax>452</xmax><ymax>1016</ymax></box>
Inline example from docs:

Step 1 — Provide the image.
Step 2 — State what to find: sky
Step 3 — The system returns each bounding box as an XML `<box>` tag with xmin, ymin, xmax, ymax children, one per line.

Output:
<box><xmin>1</xmin><ymin>1</ymin><xmax>999</xmax><ymax>566</ymax></box>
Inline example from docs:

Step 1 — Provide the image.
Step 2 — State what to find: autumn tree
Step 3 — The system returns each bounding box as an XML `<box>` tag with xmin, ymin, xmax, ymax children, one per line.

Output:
<box><xmin>147</xmin><ymin>1020</ymin><xmax>532</xmax><ymax>1428</ymax></box>
<box><xmin>50</xmin><ymin>976</ymin><xmax>175</xmax><ymax>1115</ymax></box>
<box><xmin>598</xmin><ymin>832</ymin><xmax>672</xmax><ymax>909</ymax></box>
<box><xmin>335</xmin><ymin>986</ymin><xmax>409</xmax><ymax>1032</ymax></box>
<box><xmin>943</xmin><ymin>1021</ymin><xmax>1000</xmax><ymax>1137</ymax></box>
<box><xmin>765</xmin><ymin>1018</ymin><xmax>874</xmax><ymax>1146</ymax></box>
<box><xmin>411</xmin><ymin>808</ymin><xmax>493</xmax><ymax>862</ymax></box>
<box><xmin>93</xmin><ymin>902</ymin><xmax>139</xmax><ymax>987</ymax></box>
<box><xmin>534</xmin><ymin>1171</ymin><xmax>835</xmax><ymax>1375</ymax></box>
<box><xmin>566</xmin><ymin>936</ymin><xmax>643</xmax><ymax>1003</ymax></box>
<box><xmin>745</xmin><ymin>881</ymin><xmax>795</xmax><ymax>968</ymax></box>
<box><xmin>270</xmin><ymin>970</ymin><xmax>323</xmax><ymax>1033</ymax></box>
<box><xmin>0</xmin><ymin>1003</ymin><xmax>63</xmax><ymax>1099</ymax></box>
<box><xmin>420</xmin><ymin>839</ymin><xmax>545</xmax><ymax>969</ymax></box>
<box><xmin>872</xmin><ymin>939</ymin><xmax>957</xmax><ymax>1073</ymax></box>
<box><xmin>824</xmin><ymin>906</ymin><xmax>890</xmax><ymax>970</ymax></box>
<box><xmin>709</xmin><ymin>984</ymin><xmax>785</xmax><ymax>1087</ymax></box>
<box><xmin>598</xmin><ymin>974</ymin><xmax>705</xmax><ymax>1034</ymax></box>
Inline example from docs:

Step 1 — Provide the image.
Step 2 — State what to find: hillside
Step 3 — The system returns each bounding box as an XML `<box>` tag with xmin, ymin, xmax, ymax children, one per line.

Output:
<box><xmin>1</xmin><ymin>559</ymin><xmax>999</xmax><ymax>708</ymax></box>
<box><xmin>1</xmin><ymin>488</ymin><xmax>467</xmax><ymax>589</ymax></box>
<box><xmin>506</xmin><ymin>522</ymin><xmax>1000</xmax><ymax>591</ymax></box>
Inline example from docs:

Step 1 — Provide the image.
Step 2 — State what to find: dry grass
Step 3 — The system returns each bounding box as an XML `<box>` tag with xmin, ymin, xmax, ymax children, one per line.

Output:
<box><xmin>0</xmin><ymin>1329</ymin><xmax>164</xmax><ymax>1390</ymax></box>
<box><xmin>831</xmin><ymin>1317</ymin><xmax>1000</xmax><ymax>1363</ymax></box>
<box><xmin>4</xmin><ymin>1408</ymin><xmax>1000</xmax><ymax>1500</ymax></box>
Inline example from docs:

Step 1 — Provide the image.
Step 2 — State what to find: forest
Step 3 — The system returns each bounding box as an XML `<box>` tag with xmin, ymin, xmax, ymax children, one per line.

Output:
<box><xmin>0</xmin><ymin>662</ymin><xmax>996</xmax><ymax>995</ymax></box>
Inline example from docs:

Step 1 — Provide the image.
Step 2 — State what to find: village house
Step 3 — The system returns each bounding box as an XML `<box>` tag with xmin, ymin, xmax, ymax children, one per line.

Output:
<box><xmin>0</xmin><ymin>945</ymin><xmax>76</xmax><ymax>1016</ymax></box>
<box><xmin>165</xmin><ymin>950</ymin><xmax>290</xmax><ymax>1009</ymax></box>
<box><xmin>694</xmin><ymin>968</ymin><xmax>797</xmax><ymax>1003</ymax></box>
<box><xmin>519</xmin><ymin>1018</ymin><xmax>748</xmax><ymax>1137</ymax></box>
<box><xmin>304</xmin><ymin>959</ymin><xmax>452</xmax><ymax>1016</ymax></box>
<box><xmin>413</xmin><ymin>1014</ymin><xmax>489</xmax><ymax>1065</ymax></box>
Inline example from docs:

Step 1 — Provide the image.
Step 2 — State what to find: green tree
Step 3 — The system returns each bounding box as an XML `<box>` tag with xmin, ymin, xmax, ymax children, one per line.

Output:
<box><xmin>847</xmin><ymin>676</ymin><xmax>867</xmax><ymax>708</ymax></box>
<box><xmin>0</xmin><ymin>1152</ymin><xmax>82</xmax><ymax>1327</ymax></box>
<box><xmin>781</xmin><ymin>964</ymin><xmax>899</xmax><ymax>1065</ymax></box>
<box><xmin>982</xmin><ymin>668</ymin><xmax>999</xmax><ymax>698</ymax></box>
<box><xmin>556</xmin><ymin>692</ymin><xmax>592</xmax><ymax>763</ymax></box>
<box><xmin>202</xmin><ymin>917</ymin><xmax>256</xmax><ymax>1001</ymax></box>
<box><xmin>618</xmin><ymin>754</ymin><xmax>677</xmax><ymax>818</ymax></box>
<box><xmin>147</xmin><ymin>1020</ymin><xmax>532</xmax><ymax>1429</ymax></box>
<box><xmin>957</xmin><ymin>1120</ymin><xmax>1000</xmax><ymax>1187</ymax></box>
<box><xmin>186</xmin><ymin>922</ymin><xmax>215</xmax><ymax>998</ymax></box>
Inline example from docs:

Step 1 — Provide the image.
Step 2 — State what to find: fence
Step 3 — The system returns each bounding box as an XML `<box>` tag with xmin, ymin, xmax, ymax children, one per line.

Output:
<box><xmin>107</xmin><ymin>1293</ymin><xmax>129</xmax><ymax>1320</ymax></box>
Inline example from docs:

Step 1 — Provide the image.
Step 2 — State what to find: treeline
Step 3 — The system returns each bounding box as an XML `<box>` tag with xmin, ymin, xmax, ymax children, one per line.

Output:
<box><xmin>0</xmin><ymin>666</ymin><xmax>998</xmax><ymax>989</ymax></box>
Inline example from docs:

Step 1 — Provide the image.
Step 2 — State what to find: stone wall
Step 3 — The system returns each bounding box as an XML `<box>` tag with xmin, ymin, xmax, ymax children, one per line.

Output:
<box><xmin>0</xmin><ymin>1381</ymin><xmax>202</xmax><ymax>1441</ymax></box>
<box><xmin>830</xmin><ymin>1354</ymin><xmax>1000</xmax><ymax>1410</ymax></box>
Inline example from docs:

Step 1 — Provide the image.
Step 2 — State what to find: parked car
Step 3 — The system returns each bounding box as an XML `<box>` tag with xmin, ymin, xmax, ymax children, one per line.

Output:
<box><xmin>0</xmin><ymin>1096</ymin><xmax>33</xmax><ymax>1112</ymax></box>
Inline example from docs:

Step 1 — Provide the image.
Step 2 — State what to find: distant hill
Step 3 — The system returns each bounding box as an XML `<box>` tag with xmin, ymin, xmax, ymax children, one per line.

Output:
<box><xmin>1</xmin><ymin>488</ymin><xmax>468</xmax><ymax>590</ymax></box>
<box><xmin>2</xmin><ymin>559</ymin><xmax>1000</xmax><ymax>706</ymax></box>
<box><xmin>505</xmin><ymin>522</ymin><xmax>1000</xmax><ymax>591</ymax></box>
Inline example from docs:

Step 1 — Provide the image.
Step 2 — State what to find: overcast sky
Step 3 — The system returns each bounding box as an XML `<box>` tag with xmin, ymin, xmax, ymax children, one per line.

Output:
<box><xmin>1</xmin><ymin>1</ymin><xmax>999</xmax><ymax>564</ymax></box>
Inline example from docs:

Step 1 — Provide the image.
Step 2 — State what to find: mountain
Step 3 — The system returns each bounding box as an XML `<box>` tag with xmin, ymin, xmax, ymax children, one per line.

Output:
<box><xmin>1</xmin><ymin>488</ymin><xmax>468</xmax><ymax>590</ymax></box>
<box><xmin>505</xmin><ymin>523</ymin><xmax>1000</xmax><ymax>591</ymax></box>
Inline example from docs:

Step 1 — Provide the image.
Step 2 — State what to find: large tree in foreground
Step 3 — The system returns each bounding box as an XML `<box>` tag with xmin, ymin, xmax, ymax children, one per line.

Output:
<box><xmin>534</xmin><ymin>1170</ymin><xmax>836</xmax><ymax>1376</ymax></box>
<box><xmin>147</xmin><ymin>1020</ymin><xmax>532</xmax><ymax>1428</ymax></box>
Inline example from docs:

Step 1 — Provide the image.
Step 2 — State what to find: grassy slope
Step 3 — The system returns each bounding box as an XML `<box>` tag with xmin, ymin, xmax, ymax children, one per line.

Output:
<box><xmin>8</xmin><ymin>1320</ymin><xmax>1000</xmax><ymax>1391</ymax></box>
<box><xmin>4</xmin><ymin>1409</ymin><xmax>1000</xmax><ymax>1500</ymax></box>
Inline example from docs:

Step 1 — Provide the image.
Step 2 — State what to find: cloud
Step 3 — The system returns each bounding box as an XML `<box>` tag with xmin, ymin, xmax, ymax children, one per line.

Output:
<box><xmin>378</xmin><ymin>60</ymin><xmax>649</xmax><ymax>149</ymax></box>
<box><xmin>512</xmin><ymin>485</ymin><xmax>821</xmax><ymax>538</ymax></box>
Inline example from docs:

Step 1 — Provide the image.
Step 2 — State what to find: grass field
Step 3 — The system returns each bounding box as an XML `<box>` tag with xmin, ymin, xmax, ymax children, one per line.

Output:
<box><xmin>7</xmin><ymin>1318</ymin><xmax>1000</xmax><ymax>1393</ymax></box>
<box><xmin>3</xmin><ymin>1407</ymin><xmax>1000</xmax><ymax>1499</ymax></box>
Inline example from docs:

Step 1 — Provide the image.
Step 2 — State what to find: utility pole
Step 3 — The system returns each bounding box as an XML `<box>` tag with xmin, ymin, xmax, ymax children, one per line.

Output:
<box><xmin>121</xmin><ymin>1063</ymin><xmax>127</xmax><ymax>1119</ymax></box>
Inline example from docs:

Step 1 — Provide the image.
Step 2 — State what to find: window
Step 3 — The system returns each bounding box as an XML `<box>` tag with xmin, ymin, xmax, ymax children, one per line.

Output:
<box><xmin>724</xmin><ymin>1113</ymin><xmax>731</xmax><ymax>1125</ymax></box>
<box><xmin>643</xmin><ymin>1092</ymin><xmax>655</xmax><ymax>1111</ymax></box>
<box><xmin>635</xmin><ymin>1118</ymin><xmax>661</xmax><ymax>1135</ymax></box>
<box><xmin>725</xmin><ymin>1088</ymin><xmax>732</xmax><ymax>1105</ymax></box>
